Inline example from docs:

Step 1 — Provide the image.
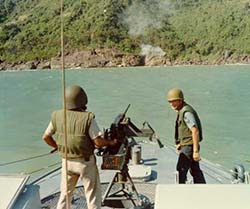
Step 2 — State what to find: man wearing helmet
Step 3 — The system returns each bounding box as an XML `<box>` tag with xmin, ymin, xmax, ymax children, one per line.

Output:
<box><xmin>42</xmin><ymin>85</ymin><xmax>117</xmax><ymax>209</ymax></box>
<box><xmin>167</xmin><ymin>88</ymin><xmax>206</xmax><ymax>184</ymax></box>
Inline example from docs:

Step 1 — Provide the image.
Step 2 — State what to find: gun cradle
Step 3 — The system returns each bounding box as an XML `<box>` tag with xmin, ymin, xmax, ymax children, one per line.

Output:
<box><xmin>101</xmin><ymin>120</ymin><xmax>154</xmax><ymax>170</ymax></box>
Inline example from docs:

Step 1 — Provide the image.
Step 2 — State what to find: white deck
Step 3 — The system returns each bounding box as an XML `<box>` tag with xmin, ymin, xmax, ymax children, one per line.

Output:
<box><xmin>5</xmin><ymin>140</ymin><xmax>248</xmax><ymax>209</ymax></box>
<box><xmin>155</xmin><ymin>184</ymin><xmax>250</xmax><ymax>209</ymax></box>
<box><xmin>36</xmin><ymin>141</ymin><xmax>234</xmax><ymax>201</ymax></box>
<box><xmin>0</xmin><ymin>175</ymin><xmax>29</xmax><ymax>209</ymax></box>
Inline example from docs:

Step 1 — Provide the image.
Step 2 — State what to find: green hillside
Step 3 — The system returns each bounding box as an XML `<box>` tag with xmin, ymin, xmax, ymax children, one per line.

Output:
<box><xmin>1</xmin><ymin>0</ymin><xmax>250</xmax><ymax>63</ymax></box>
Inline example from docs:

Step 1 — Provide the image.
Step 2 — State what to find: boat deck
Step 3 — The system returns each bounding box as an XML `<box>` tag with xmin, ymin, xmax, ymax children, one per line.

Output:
<box><xmin>41</xmin><ymin>183</ymin><xmax>156</xmax><ymax>209</ymax></box>
<box><xmin>38</xmin><ymin>141</ymin><xmax>235</xmax><ymax>208</ymax></box>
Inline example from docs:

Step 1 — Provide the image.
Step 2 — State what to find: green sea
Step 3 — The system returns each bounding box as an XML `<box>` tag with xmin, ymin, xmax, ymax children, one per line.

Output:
<box><xmin>1</xmin><ymin>65</ymin><xmax>250</xmax><ymax>179</ymax></box>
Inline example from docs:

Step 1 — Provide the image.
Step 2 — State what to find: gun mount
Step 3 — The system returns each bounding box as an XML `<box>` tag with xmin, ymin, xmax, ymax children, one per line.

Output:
<box><xmin>100</xmin><ymin>104</ymin><xmax>163</xmax><ymax>208</ymax></box>
<box><xmin>100</xmin><ymin>104</ymin><xmax>161</xmax><ymax>170</ymax></box>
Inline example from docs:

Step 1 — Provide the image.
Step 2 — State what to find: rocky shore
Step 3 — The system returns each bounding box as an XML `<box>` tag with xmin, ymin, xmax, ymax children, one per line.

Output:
<box><xmin>1</xmin><ymin>48</ymin><xmax>250</xmax><ymax>71</ymax></box>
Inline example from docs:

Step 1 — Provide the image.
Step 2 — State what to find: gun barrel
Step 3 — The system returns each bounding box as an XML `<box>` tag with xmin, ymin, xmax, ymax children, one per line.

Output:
<box><xmin>113</xmin><ymin>104</ymin><xmax>131</xmax><ymax>125</ymax></box>
<box><xmin>123</xmin><ymin>104</ymin><xmax>131</xmax><ymax>115</ymax></box>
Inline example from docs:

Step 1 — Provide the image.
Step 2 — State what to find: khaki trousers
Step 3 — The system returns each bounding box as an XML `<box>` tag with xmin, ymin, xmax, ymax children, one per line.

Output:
<box><xmin>57</xmin><ymin>155</ymin><xmax>102</xmax><ymax>209</ymax></box>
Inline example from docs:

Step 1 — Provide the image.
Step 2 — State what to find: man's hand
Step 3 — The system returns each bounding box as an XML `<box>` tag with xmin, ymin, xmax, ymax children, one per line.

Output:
<box><xmin>50</xmin><ymin>148</ymin><xmax>58</xmax><ymax>153</ymax></box>
<box><xmin>93</xmin><ymin>137</ymin><xmax>118</xmax><ymax>148</ymax></box>
<box><xmin>108</xmin><ymin>139</ymin><xmax>118</xmax><ymax>146</ymax></box>
<box><xmin>176</xmin><ymin>144</ymin><xmax>181</xmax><ymax>153</ymax></box>
<box><xmin>193</xmin><ymin>151</ymin><xmax>200</xmax><ymax>161</ymax></box>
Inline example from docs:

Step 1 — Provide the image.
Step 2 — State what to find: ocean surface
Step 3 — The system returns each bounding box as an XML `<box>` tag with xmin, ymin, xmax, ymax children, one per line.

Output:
<box><xmin>1</xmin><ymin>65</ymin><xmax>250</xmax><ymax>180</ymax></box>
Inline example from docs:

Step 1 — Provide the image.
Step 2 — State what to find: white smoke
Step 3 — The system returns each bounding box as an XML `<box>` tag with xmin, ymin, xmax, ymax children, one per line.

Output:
<box><xmin>122</xmin><ymin>0</ymin><xmax>172</xmax><ymax>36</ymax></box>
<box><xmin>140</xmin><ymin>44</ymin><xmax>166</xmax><ymax>57</ymax></box>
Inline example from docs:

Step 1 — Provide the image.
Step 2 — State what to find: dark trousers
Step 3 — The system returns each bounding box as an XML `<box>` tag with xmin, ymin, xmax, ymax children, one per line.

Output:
<box><xmin>176</xmin><ymin>145</ymin><xmax>206</xmax><ymax>184</ymax></box>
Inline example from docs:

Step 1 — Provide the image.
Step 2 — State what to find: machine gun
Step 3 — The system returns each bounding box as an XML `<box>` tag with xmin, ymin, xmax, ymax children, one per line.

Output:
<box><xmin>100</xmin><ymin>104</ymin><xmax>162</xmax><ymax>170</ymax></box>
<box><xmin>100</xmin><ymin>104</ymin><xmax>163</xmax><ymax>208</ymax></box>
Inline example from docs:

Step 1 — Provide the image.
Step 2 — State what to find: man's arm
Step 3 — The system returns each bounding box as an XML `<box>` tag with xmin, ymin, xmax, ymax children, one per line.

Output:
<box><xmin>184</xmin><ymin>112</ymin><xmax>200</xmax><ymax>161</ymax></box>
<box><xmin>190</xmin><ymin>126</ymin><xmax>200</xmax><ymax>161</ymax></box>
<box><xmin>93</xmin><ymin>136</ymin><xmax>117</xmax><ymax>148</ymax></box>
<box><xmin>89</xmin><ymin>118</ymin><xmax>117</xmax><ymax>148</ymax></box>
<box><xmin>42</xmin><ymin>133</ymin><xmax>58</xmax><ymax>149</ymax></box>
<box><xmin>42</xmin><ymin>121</ymin><xmax>57</xmax><ymax>150</ymax></box>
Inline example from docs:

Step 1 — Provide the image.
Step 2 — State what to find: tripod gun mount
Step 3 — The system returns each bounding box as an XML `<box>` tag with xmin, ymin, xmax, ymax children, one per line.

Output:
<box><xmin>100</xmin><ymin>104</ymin><xmax>163</xmax><ymax>170</ymax></box>
<box><xmin>100</xmin><ymin>104</ymin><xmax>163</xmax><ymax>208</ymax></box>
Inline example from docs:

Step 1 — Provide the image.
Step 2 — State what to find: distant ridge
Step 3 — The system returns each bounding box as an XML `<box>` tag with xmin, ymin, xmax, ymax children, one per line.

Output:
<box><xmin>1</xmin><ymin>0</ymin><xmax>250</xmax><ymax>67</ymax></box>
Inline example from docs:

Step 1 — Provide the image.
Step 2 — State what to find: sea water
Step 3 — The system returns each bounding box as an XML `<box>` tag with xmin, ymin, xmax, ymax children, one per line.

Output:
<box><xmin>1</xmin><ymin>65</ymin><xmax>250</xmax><ymax>179</ymax></box>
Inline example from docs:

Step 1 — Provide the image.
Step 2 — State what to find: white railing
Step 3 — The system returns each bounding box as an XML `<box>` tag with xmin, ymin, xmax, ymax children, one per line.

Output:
<box><xmin>244</xmin><ymin>171</ymin><xmax>250</xmax><ymax>184</ymax></box>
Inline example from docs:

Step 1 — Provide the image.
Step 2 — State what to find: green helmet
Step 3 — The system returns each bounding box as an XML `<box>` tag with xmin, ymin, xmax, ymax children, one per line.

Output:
<box><xmin>167</xmin><ymin>88</ymin><xmax>184</xmax><ymax>101</ymax></box>
<box><xmin>65</xmin><ymin>85</ymin><xmax>88</xmax><ymax>109</ymax></box>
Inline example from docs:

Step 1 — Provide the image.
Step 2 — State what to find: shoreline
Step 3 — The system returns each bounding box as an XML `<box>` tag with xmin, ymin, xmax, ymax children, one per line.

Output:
<box><xmin>1</xmin><ymin>63</ymin><xmax>250</xmax><ymax>72</ymax></box>
<box><xmin>1</xmin><ymin>48</ymin><xmax>250</xmax><ymax>71</ymax></box>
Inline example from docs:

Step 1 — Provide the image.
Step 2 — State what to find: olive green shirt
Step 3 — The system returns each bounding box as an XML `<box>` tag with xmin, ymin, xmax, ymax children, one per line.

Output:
<box><xmin>175</xmin><ymin>104</ymin><xmax>203</xmax><ymax>146</ymax></box>
<box><xmin>51</xmin><ymin>110</ymin><xmax>95</xmax><ymax>159</ymax></box>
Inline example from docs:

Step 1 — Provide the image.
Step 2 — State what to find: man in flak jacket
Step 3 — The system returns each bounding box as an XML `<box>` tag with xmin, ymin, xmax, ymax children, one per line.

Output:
<box><xmin>42</xmin><ymin>85</ymin><xmax>117</xmax><ymax>209</ymax></box>
<box><xmin>167</xmin><ymin>88</ymin><xmax>206</xmax><ymax>184</ymax></box>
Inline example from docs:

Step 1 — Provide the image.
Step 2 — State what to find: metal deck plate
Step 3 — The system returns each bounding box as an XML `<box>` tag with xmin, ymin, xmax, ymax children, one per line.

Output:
<box><xmin>155</xmin><ymin>184</ymin><xmax>250</xmax><ymax>209</ymax></box>
<box><xmin>42</xmin><ymin>182</ymin><xmax>156</xmax><ymax>209</ymax></box>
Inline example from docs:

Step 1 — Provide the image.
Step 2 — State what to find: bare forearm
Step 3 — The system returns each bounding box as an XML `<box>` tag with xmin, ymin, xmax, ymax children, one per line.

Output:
<box><xmin>191</xmin><ymin>126</ymin><xmax>201</xmax><ymax>161</ymax></box>
<box><xmin>93</xmin><ymin>136</ymin><xmax>116</xmax><ymax>147</ymax></box>
<box><xmin>42</xmin><ymin>133</ymin><xmax>57</xmax><ymax>149</ymax></box>
<box><xmin>191</xmin><ymin>127</ymin><xmax>199</xmax><ymax>152</ymax></box>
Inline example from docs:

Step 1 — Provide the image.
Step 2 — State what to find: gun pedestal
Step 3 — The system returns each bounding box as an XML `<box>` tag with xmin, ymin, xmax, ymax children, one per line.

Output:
<box><xmin>100</xmin><ymin>105</ymin><xmax>162</xmax><ymax>208</ymax></box>
<box><xmin>102</xmin><ymin>165</ymin><xmax>144</xmax><ymax>208</ymax></box>
<box><xmin>101</xmin><ymin>142</ymin><xmax>143</xmax><ymax>208</ymax></box>
<box><xmin>101</xmin><ymin>142</ymin><xmax>151</xmax><ymax>208</ymax></box>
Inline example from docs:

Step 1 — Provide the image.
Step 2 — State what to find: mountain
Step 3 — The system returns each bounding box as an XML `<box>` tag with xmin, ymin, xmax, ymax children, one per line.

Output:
<box><xmin>1</xmin><ymin>0</ymin><xmax>250</xmax><ymax>67</ymax></box>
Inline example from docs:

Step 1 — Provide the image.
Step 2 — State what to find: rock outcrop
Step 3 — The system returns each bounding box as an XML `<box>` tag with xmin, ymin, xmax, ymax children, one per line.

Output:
<box><xmin>0</xmin><ymin>48</ymin><xmax>145</xmax><ymax>71</ymax></box>
<box><xmin>0</xmin><ymin>48</ymin><xmax>250</xmax><ymax>71</ymax></box>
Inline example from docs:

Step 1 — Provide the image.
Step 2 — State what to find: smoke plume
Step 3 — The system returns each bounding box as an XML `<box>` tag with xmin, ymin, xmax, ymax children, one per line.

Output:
<box><xmin>140</xmin><ymin>44</ymin><xmax>166</xmax><ymax>57</ymax></box>
<box><xmin>122</xmin><ymin>0</ymin><xmax>171</xmax><ymax>36</ymax></box>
